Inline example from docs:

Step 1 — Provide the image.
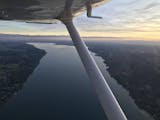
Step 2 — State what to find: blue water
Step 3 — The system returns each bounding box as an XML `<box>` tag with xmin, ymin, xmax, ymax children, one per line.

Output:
<box><xmin>0</xmin><ymin>43</ymin><xmax>154</xmax><ymax>120</ymax></box>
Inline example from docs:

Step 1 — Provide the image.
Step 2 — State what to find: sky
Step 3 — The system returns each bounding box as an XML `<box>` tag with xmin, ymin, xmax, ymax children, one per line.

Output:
<box><xmin>0</xmin><ymin>0</ymin><xmax>160</xmax><ymax>40</ymax></box>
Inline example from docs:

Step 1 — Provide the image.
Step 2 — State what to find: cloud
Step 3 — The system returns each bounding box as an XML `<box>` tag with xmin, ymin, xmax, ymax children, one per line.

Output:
<box><xmin>74</xmin><ymin>0</ymin><xmax>160</xmax><ymax>36</ymax></box>
<box><xmin>0</xmin><ymin>0</ymin><xmax>159</xmax><ymax>40</ymax></box>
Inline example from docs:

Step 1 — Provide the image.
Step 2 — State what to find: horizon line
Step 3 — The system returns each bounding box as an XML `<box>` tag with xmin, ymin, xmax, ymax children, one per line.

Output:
<box><xmin>0</xmin><ymin>33</ymin><xmax>159</xmax><ymax>41</ymax></box>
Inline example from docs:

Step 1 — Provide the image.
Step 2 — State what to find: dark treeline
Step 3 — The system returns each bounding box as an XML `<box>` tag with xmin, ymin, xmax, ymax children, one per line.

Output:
<box><xmin>0</xmin><ymin>42</ymin><xmax>46</xmax><ymax>105</ymax></box>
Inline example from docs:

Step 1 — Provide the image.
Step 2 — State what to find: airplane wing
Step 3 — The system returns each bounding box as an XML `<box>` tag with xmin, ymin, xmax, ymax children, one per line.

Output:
<box><xmin>0</xmin><ymin>0</ymin><xmax>108</xmax><ymax>22</ymax></box>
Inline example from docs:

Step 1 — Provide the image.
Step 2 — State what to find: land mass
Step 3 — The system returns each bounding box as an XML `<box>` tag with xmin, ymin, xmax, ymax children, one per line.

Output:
<box><xmin>1</xmin><ymin>36</ymin><xmax>160</xmax><ymax>119</ymax></box>
<box><xmin>0</xmin><ymin>42</ymin><xmax>46</xmax><ymax>105</ymax></box>
<box><xmin>88</xmin><ymin>42</ymin><xmax>160</xmax><ymax>120</ymax></box>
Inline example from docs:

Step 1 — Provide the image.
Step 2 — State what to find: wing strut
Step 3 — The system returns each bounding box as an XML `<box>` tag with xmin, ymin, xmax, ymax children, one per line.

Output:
<box><xmin>58</xmin><ymin>1</ymin><xmax>128</xmax><ymax>120</ymax></box>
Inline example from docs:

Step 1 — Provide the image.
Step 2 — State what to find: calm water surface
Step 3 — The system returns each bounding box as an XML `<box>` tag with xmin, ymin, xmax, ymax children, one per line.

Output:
<box><xmin>0</xmin><ymin>43</ymin><xmax>154</xmax><ymax>120</ymax></box>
